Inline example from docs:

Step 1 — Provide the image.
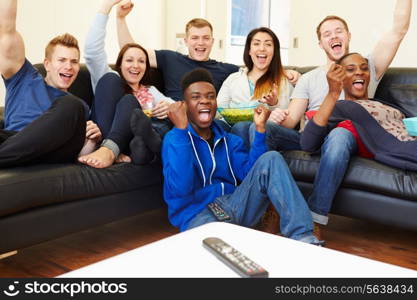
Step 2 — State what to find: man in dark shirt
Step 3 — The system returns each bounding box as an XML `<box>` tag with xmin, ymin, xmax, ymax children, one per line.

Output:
<box><xmin>114</xmin><ymin>1</ymin><xmax>299</xmax><ymax>100</ymax></box>
<box><xmin>0</xmin><ymin>0</ymin><xmax>101</xmax><ymax>167</ymax></box>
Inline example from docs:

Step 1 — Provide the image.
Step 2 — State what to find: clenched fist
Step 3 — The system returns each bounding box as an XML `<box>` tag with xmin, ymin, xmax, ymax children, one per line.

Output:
<box><xmin>253</xmin><ymin>105</ymin><xmax>271</xmax><ymax>133</ymax></box>
<box><xmin>168</xmin><ymin>101</ymin><xmax>188</xmax><ymax>129</ymax></box>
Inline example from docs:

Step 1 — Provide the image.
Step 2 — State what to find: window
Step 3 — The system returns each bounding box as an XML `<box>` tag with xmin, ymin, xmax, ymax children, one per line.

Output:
<box><xmin>230</xmin><ymin>0</ymin><xmax>270</xmax><ymax>46</ymax></box>
<box><xmin>226</xmin><ymin>0</ymin><xmax>290</xmax><ymax>65</ymax></box>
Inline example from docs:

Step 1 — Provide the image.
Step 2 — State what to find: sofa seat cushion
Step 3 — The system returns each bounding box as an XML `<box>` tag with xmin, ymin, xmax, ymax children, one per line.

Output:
<box><xmin>0</xmin><ymin>162</ymin><xmax>162</xmax><ymax>218</ymax></box>
<box><xmin>283</xmin><ymin>151</ymin><xmax>417</xmax><ymax>202</ymax></box>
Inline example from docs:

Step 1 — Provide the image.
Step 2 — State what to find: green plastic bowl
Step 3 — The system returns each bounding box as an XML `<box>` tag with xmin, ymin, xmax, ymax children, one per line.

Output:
<box><xmin>217</xmin><ymin>106</ymin><xmax>256</xmax><ymax>125</ymax></box>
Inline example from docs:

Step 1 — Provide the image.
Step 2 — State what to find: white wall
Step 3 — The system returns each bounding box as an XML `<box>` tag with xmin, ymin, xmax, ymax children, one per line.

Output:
<box><xmin>164</xmin><ymin>0</ymin><xmax>226</xmax><ymax>61</ymax></box>
<box><xmin>288</xmin><ymin>0</ymin><xmax>416</xmax><ymax>67</ymax></box>
<box><xmin>0</xmin><ymin>0</ymin><xmax>165</xmax><ymax>106</ymax></box>
<box><xmin>2</xmin><ymin>0</ymin><xmax>416</xmax><ymax>106</ymax></box>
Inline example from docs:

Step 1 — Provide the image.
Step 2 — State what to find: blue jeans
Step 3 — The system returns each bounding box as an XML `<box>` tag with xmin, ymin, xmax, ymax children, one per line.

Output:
<box><xmin>233</xmin><ymin>121</ymin><xmax>358</xmax><ymax>225</ymax></box>
<box><xmin>232</xmin><ymin>121</ymin><xmax>301</xmax><ymax>151</ymax></box>
<box><xmin>308</xmin><ymin>128</ymin><xmax>357</xmax><ymax>225</ymax></box>
<box><xmin>187</xmin><ymin>151</ymin><xmax>319</xmax><ymax>244</ymax></box>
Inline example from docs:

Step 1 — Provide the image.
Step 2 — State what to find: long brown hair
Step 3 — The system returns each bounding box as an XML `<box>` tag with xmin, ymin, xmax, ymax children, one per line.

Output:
<box><xmin>115</xmin><ymin>43</ymin><xmax>151</xmax><ymax>94</ymax></box>
<box><xmin>243</xmin><ymin>27</ymin><xmax>285</xmax><ymax>101</ymax></box>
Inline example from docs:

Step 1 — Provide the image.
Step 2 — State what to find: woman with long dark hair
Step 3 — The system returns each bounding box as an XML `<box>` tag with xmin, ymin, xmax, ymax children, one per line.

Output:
<box><xmin>217</xmin><ymin>27</ymin><xmax>294</xmax><ymax>151</ymax></box>
<box><xmin>217</xmin><ymin>27</ymin><xmax>293</xmax><ymax>123</ymax></box>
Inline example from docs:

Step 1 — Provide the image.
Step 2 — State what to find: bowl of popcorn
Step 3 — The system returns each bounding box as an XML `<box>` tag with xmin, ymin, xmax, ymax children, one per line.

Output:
<box><xmin>217</xmin><ymin>105</ymin><xmax>257</xmax><ymax>125</ymax></box>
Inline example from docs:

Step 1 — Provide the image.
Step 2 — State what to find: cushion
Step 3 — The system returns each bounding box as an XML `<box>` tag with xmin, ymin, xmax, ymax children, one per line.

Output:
<box><xmin>0</xmin><ymin>162</ymin><xmax>163</xmax><ymax>218</ymax></box>
<box><xmin>283</xmin><ymin>151</ymin><xmax>417</xmax><ymax>202</ymax></box>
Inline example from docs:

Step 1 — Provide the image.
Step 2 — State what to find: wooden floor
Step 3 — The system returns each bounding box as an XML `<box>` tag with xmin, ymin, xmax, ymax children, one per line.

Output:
<box><xmin>1</xmin><ymin>208</ymin><xmax>416</xmax><ymax>277</ymax></box>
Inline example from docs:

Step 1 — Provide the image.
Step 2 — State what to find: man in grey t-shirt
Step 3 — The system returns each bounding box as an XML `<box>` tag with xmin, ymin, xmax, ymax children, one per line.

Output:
<box><xmin>259</xmin><ymin>0</ymin><xmax>412</xmax><ymax>240</ymax></box>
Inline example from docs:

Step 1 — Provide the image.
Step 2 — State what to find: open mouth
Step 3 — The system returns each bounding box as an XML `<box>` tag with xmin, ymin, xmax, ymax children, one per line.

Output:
<box><xmin>129</xmin><ymin>70</ymin><xmax>141</xmax><ymax>76</ymax></box>
<box><xmin>330</xmin><ymin>42</ymin><xmax>342</xmax><ymax>51</ymax></box>
<box><xmin>59</xmin><ymin>73</ymin><xmax>73</xmax><ymax>83</ymax></box>
<box><xmin>256</xmin><ymin>54</ymin><xmax>267</xmax><ymax>63</ymax></box>
<box><xmin>195</xmin><ymin>48</ymin><xmax>206</xmax><ymax>55</ymax></box>
<box><xmin>352</xmin><ymin>79</ymin><xmax>365</xmax><ymax>89</ymax></box>
<box><xmin>198</xmin><ymin>108</ymin><xmax>212</xmax><ymax>122</ymax></box>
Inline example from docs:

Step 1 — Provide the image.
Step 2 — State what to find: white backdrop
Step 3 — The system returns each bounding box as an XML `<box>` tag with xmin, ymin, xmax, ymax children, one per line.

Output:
<box><xmin>1</xmin><ymin>0</ymin><xmax>416</xmax><ymax>105</ymax></box>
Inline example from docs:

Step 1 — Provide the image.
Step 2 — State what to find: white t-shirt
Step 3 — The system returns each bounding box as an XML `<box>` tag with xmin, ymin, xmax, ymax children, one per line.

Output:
<box><xmin>291</xmin><ymin>54</ymin><xmax>381</xmax><ymax>111</ymax></box>
<box><xmin>217</xmin><ymin>67</ymin><xmax>293</xmax><ymax>109</ymax></box>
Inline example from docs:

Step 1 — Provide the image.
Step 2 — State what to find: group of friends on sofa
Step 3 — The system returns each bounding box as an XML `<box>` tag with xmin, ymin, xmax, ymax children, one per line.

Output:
<box><xmin>0</xmin><ymin>0</ymin><xmax>414</xmax><ymax>246</ymax></box>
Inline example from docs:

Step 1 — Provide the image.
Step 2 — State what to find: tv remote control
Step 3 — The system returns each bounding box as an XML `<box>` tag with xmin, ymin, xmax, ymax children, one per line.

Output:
<box><xmin>207</xmin><ymin>202</ymin><xmax>231</xmax><ymax>221</ymax></box>
<box><xmin>203</xmin><ymin>237</ymin><xmax>268</xmax><ymax>278</ymax></box>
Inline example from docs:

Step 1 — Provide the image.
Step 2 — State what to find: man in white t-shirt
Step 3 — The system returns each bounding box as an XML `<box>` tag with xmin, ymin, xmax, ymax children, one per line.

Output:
<box><xmin>254</xmin><ymin>0</ymin><xmax>412</xmax><ymax>238</ymax></box>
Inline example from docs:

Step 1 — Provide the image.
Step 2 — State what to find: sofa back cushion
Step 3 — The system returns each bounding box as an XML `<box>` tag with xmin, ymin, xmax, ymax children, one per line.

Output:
<box><xmin>374</xmin><ymin>68</ymin><xmax>417</xmax><ymax>117</ymax></box>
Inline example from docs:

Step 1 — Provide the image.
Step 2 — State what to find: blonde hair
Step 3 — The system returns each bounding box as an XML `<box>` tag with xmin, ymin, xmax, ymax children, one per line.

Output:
<box><xmin>185</xmin><ymin>18</ymin><xmax>213</xmax><ymax>35</ymax></box>
<box><xmin>45</xmin><ymin>33</ymin><xmax>80</xmax><ymax>59</ymax></box>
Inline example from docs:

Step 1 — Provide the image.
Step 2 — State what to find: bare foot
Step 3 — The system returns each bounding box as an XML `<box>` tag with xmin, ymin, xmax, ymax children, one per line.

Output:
<box><xmin>78</xmin><ymin>147</ymin><xmax>115</xmax><ymax>168</ymax></box>
<box><xmin>115</xmin><ymin>153</ymin><xmax>132</xmax><ymax>163</ymax></box>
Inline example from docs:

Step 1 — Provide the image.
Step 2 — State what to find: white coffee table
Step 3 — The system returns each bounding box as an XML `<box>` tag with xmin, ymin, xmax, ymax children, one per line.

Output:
<box><xmin>60</xmin><ymin>222</ymin><xmax>417</xmax><ymax>278</ymax></box>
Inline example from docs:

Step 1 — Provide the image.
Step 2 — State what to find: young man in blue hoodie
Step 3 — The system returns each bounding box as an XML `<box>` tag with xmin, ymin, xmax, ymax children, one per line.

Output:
<box><xmin>162</xmin><ymin>68</ymin><xmax>322</xmax><ymax>245</ymax></box>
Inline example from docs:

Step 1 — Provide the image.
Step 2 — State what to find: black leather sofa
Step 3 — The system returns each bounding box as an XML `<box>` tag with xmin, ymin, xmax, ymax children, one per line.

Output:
<box><xmin>284</xmin><ymin>67</ymin><xmax>417</xmax><ymax>231</ymax></box>
<box><xmin>0</xmin><ymin>65</ymin><xmax>167</xmax><ymax>254</ymax></box>
<box><xmin>1</xmin><ymin>64</ymin><xmax>416</xmax><ymax>254</ymax></box>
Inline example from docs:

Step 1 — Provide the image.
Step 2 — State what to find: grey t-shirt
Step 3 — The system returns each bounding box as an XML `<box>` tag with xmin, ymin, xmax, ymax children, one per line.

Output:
<box><xmin>291</xmin><ymin>55</ymin><xmax>381</xmax><ymax>111</ymax></box>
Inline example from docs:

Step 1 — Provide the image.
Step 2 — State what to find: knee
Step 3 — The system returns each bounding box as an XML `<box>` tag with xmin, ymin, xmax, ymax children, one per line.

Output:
<box><xmin>258</xmin><ymin>151</ymin><xmax>285</xmax><ymax>166</ymax></box>
<box><xmin>96</xmin><ymin>72</ymin><xmax>122</xmax><ymax>87</ymax></box>
<box><xmin>323</xmin><ymin>128</ymin><xmax>356</xmax><ymax>152</ymax></box>
<box><xmin>54</xmin><ymin>95</ymin><xmax>86</xmax><ymax>117</ymax></box>
<box><xmin>119</xmin><ymin>94</ymin><xmax>139</xmax><ymax>106</ymax></box>
<box><xmin>322</xmin><ymin>128</ymin><xmax>356</xmax><ymax>161</ymax></box>
<box><xmin>231</xmin><ymin>121</ymin><xmax>251</xmax><ymax>136</ymax></box>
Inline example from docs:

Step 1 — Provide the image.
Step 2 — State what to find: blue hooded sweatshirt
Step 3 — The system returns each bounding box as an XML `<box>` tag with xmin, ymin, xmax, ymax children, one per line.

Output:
<box><xmin>162</xmin><ymin>121</ymin><xmax>267</xmax><ymax>231</ymax></box>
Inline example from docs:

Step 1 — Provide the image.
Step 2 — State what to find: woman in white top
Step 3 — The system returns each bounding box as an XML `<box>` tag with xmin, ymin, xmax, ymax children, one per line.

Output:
<box><xmin>79</xmin><ymin>0</ymin><xmax>174</xmax><ymax>168</ymax></box>
<box><xmin>217</xmin><ymin>27</ymin><xmax>294</xmax><ymax>147</ymax></box>
<box><xmin>217</xmin><ymin>27</ymin><xmax>293</xmax><ymax>122</ymax></box>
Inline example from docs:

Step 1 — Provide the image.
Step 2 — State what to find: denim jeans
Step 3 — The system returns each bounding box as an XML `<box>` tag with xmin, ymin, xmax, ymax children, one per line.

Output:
<box><xmin>187</xmin><ymin>151</ymin><xmax>319</xmax><ymax>244</ymax></box>
<box><xmin>232</xmin><ymin>121</ymin><xmax>301</xmax><ymax>151</ymax></box>
<box><xmin>230</xmin><ymin>121</ymin><xmax>252</xmax><ymax>149</ymax></box>
<box><xmin>232</xmin><ymin>121</ymin><xmax>358</xmax><ymax>226</ymax></box>
<box><xmin>308</xmin><ymin>128</ymin><xmax>357</xmax><ymax>225</ymax></box>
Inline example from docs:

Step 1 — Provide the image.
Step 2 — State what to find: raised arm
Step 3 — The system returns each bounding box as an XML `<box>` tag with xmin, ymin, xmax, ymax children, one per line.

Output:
<box><xmin>300</xmin><ymin>63</ymin><xmax>344</xmax><ymax>152</ymax></box>
<box><xmin>116</xmin><ymin>0</ymin><xmax>157</xmax><ymax>68</ymax></box>
<box><xmin>372</xmin><ymin>0</ymin><xmax>412</xmax><ymax>80</ymax></box>
<box><xmin>311</xmin><ymin>63</ymin><xmax>344</xmax><ymax>127</ymax></box>
<box><xmin>0</xmin><ymin>0</ymin><xmax>25</xmax><ymax>79</ymax></box>
<box><xmin>85</xmin><ymin>0</ymin><xmax>124</xmax><ymax>91</ymax></box>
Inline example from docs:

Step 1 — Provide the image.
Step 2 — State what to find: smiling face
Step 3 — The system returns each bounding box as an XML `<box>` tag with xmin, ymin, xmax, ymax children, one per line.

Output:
<box><xmin>249</xmin><ymin>31</ymin><xmax>274</xmax><ymax>73</ymax></box>
<box><xmin>184</xmin><ymin>26</ymin><xmax>214</xmax><ymax>61</ymax></box>
<box><xmin>44</xmin><ymin>45</ymin><xmax>80</xmax><ymax>91</ymax></box>
<box><xmin>120</xmin><ymin>47</ymin><xmax>147</xmax><ymax>89</ymax></box>
<box><xmin>184</xmin><ymin>81</ymin><xmax>217</xmax><ymax>135</ymax></box>
<box><xmin>319</xmin><ymin>19</ymin><xmax>351</xmax><ymax>62</ymax></box>
<box><xmin>340</xmin><ymin>53</ymin><xmax>370</xmax><ymax>100</ymax></box>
